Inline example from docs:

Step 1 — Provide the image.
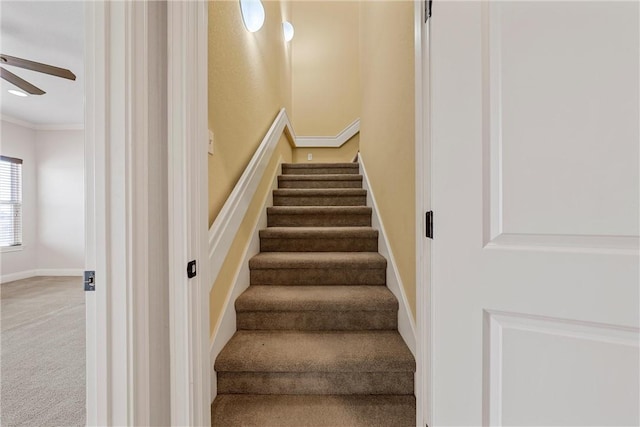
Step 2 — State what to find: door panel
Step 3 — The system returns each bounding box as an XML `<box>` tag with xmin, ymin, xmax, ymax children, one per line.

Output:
<box><xmin>431</xmin><ymin>1</ymin><xmax>639</xmax><ymax>425</ymax></box>
<box><xmin>498</xmin><ymin>2</ymin><xmax>639</xmax><ymax>238</ymax></box>
<box><xmin>488</xmin><ymin>311</ymin><xmax>639</xmax><ymax>426</ymax></box>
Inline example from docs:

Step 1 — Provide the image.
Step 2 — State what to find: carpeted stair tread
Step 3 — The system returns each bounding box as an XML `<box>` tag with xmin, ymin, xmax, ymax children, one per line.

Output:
<box><xmin>236</xmin><ymin>285</ymin><xmax>397</xmax><ymax>312</ymax></box>
<box><xmin>249</xmin><ymin>252</ymin><xmax>386</xmax><ymax>269</ymax></box>
<box><xmin>278</xmin><ymin>174</ymin><xmax>363</xmax><ymax>189</ymax></box>
<box><xmin>278</xmin><ymin>174</ymin><xmax>362</xmax><ymax>181</ymax></box>
<box><xmin>273</xmin><ymin>188</ymin><xmax>366</xmax><ymax>197</ymax></box>
<box><xmin>259</xmin><ymin>226</ymin><xmax>378</xmax><ymax>252</ymax></box>
<box><xmin>211</xmin><ymin>394</ymin><xmax>415</xmax><ymax>427</ymax></box>
<box><xmin>282</xmin><ymin>163</ymin><xmax>360</xmax><ymax>176</ymax></box>
<box><xmin>283</xmin><ymin>163</ymin><xmax>359</xmax><ymax>169</ymax></box>
<box><xmin>273</xmin><ymin>189</ymin><xmax>367</xmax><ymax>207</ymax></box>
<box><xmin>211</xmin><ymin>394</ymin><xmax>416</xmax><ymax>427</ymax></box>
<box><xmin>267</xmin><ymin>206</ymin><xmax>372</xmax><ymax>215</ymax></box>
<box><xmin>215</xmin><ymin>330</ymin><xmax>415</xmax><ymax>373</ymax></box>
<box><xmin>260</xmin><ymin>226</ymin><xmax>376</xmax><ymax>239</ymax></box>
<box><xmin>267</xmin><ymin>206</ymin><xmax>372</xmax><ymax>227</ymax></box>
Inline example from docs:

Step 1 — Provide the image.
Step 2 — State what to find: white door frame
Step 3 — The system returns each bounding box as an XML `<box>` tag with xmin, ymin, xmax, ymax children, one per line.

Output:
<box><xmin>86</xmin><ymin>2</ymin><xmax>152</xmax><ymax>424</ymax></box>
<box><xmin>167</xmin><ymin>1</ymin><xmax>211</xmax><ymax>426</ymax></box>
<box><xmin>84</xmin><ymin>2</ymin><xmax>108</xmax><ymax>423</ymax></box>
<box><xmin>85</xmin><ymin>1</ymin><xmax>209</xmax><ymax>425</ymax></box>
<box><xmin>414</xmin><ymin>1</ymin><xmax>432</xmax><ymax>426</ymax></box>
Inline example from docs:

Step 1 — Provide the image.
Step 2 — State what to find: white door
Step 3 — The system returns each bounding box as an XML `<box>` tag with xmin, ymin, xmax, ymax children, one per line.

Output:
<box><xmin>430</xmin><ymin>1</ymin><xmax>639</xmax><ymax>425</ymax></box>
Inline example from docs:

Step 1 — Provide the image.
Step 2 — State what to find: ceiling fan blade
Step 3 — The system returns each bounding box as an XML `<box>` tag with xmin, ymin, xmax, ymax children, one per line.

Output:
<box><xmin>1</xmin><ymin>67</ymin><xmax>45</xmax><ymax>95</ymax></box>
<box><xmin>0</xmin><ymin>54</ymin><xmax>76</xmax><ymax>81</ymax></box>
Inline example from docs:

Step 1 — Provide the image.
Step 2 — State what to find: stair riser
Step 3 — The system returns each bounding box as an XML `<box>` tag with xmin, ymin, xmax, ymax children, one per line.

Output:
<box><xmin>267</xmin><ymin>214</ymin><xmax>371</xmax><ymax>227</ymax></box>
<box><xmin>273</xmin><ymin>195</ymin><xmax>366</xmax><ymax>207</ymax></box>
<box><xmin>250</xmin><ymin>268</ymin><xmax>386</xmax><ymax>286</ymax></box>
<box><xmin>217</xmin><ymin>372</ymin><xmax>414</xmax><ymax>395</ymax></box>
<box><xmin>282</xmin><ymin>167</ymin><xmax>359</xmax><ymax>175</ymax></box>
<box><xmin>237</xmin><ymin>311</ymin><xmax>397</xmax><ymax>331</ymax></box>
<box><xmin>278</xmin><ymin>179</ymin><xmax>363</xmax><ymax>189</ymax></box>
<box><xmin>260</xmin><ymin>237</ymin><xmax>377</xmax><ymax>252</ymax></box>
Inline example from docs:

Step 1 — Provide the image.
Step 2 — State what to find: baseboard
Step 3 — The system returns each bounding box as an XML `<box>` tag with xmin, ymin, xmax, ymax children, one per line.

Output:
<box><xmin>35</xmin><ymin>268</ymin><xmax>84</xmax><ymax>276</ymax></box>
<box><xmin>1</xmin><ymin>269</ymin><xmax>37</xmax><ymax>284</ymax></box>
<box><xmin>209</xmin><ymin>156</ymin><xmax>282</xmax><ymax>402</ymax></box>
<box><xmin>1</xmin><ymin>268</ymin><xmax>83</xmax><ymax>284</ymax></box>
<box><xmin>358</xmin><ymin>154</ymin><xmax>417</xmax><ymax>357</ymax></box>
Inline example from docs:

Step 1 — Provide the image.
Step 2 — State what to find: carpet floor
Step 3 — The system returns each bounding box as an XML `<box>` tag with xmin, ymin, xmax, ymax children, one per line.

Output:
<box><xmin>1</xmin><ymin>276</ymin><xmax>85</xmax><ymax>427</ymax></box>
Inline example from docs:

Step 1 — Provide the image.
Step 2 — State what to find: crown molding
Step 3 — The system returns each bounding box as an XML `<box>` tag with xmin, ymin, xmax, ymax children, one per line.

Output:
<box><xmin>1</xmin><ymin>114</ymin><xmax>84</xmax><ymax>131</ymax></box>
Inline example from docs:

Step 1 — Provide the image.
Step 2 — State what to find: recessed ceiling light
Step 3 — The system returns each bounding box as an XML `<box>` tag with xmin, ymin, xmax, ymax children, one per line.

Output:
<box><xmin>8</xmin><ymin>89</ymin><xmax>28</xmax><ymax>97</ymax></box>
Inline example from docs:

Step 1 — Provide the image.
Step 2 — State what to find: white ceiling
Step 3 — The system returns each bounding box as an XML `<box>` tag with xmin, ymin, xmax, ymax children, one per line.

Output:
<box><xmin>0</xmin><ymin>1</ymin><xmax>84</xmax><ymax>126</ymax></box>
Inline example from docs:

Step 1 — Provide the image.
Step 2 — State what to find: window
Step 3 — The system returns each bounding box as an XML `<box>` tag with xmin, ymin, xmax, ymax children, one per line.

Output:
<box><xmin>0</xmin><ymin>156</ymin><xmax>23</xmax><ymax>247</ymax></box>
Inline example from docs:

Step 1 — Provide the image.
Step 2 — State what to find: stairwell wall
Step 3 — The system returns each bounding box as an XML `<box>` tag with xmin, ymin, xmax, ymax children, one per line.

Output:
<box><xmin>208</xmin><ymin>0</ymin><xmax>297</xmax><ymax>339</ymax></box>
<box><xmin>209</xmin><ymin>134</ymin><xmax>292</xmax><ymax>336</ymax></box>
<box><xmin>359</xmin><ymin>1</ymin><xmax>416</xmax><ymax>318</ymax></box>
<box><xmin>208</xmin><ymin>0</ymin><xmax>292</xmax><ymax>226</ymax></box>
<box><xmin>290</xmin><ymin>1</ymin><xmax>360</xmax><ymax>163</ymax></box>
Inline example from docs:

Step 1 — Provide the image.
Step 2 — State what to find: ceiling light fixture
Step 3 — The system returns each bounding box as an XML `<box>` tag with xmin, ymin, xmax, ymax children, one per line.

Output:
<box><xmin>283</xmin><ymin>21</ymin><xmax>294</xmax><ymax>42</ymax></box>
<box><xmin>8</xmin><ymin>89</ymin><xmax>28</xmax><ymax>97</ymax></box>
<box><xmin>239</xmin><ymin>0</ymin><xmax>265</xmax><ymax>33</ymax></box>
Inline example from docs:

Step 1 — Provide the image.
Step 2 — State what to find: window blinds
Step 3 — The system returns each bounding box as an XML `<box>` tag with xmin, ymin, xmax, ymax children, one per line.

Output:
<box><xmin>0</xmin><ymin>155</ymin><xmax>23</xmax><ymax>247</ymax></box>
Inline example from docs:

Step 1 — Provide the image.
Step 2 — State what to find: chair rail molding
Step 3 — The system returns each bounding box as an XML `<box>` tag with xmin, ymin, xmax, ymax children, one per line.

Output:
<box><xmin>208</xmin><ymin>108</ymin><xmax>296</xmax><ymax>291</ymax></box>
<box><xmin>295</xmin><ymin>118</ymin><xmax>360</xmax><ymax>148</ymax></box>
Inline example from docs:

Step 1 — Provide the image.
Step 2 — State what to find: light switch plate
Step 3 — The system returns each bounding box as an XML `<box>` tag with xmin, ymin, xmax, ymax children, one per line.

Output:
<box><xmin>307</xmin><ymin>153</ymin><xmax>313</xmax><ymax>161</ymax></box>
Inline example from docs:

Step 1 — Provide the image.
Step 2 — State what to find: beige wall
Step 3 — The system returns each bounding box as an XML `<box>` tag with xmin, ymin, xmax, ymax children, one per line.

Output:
<box><xmin>208</xmin><ymin>0</ymin><xmax>292</xmax><ymax>226</ymax></box>
<box><xmin>359</xmin><ymin>1</ymin><xmax>416</xmax><ymax>318</ymax></box>
<box><xmin>210</xmin><ymin>135</ymin><xmax>293</xmax><ymax>335</ymax></box>
<box><xmin>208</xmin><ymin>0</ymin><xmax>294</xmax><ymax>336</ymax></box>
<box><xmin>291</xmin><ymin>1</ymin><xmax>360</xmax><ymax>136</ymax></box>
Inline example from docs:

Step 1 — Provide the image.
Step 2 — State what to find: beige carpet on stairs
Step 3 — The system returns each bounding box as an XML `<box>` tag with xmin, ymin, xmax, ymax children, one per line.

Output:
<box><xmin>211</xmin><ymin>162</ymin><xmax>416</xmax><ymax>427</ymax></box>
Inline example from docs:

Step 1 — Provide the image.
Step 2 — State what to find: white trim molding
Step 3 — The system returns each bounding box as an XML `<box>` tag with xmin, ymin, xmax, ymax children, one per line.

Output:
<box><xmin>0</xmin><ymin>115</ymin><xmax>84</xmax><ymax>131</ymax></box>
<box><xmin>1</xmin><ymin>245</ymin><xmax>25</xmax><ymax>253</ymax></box>
<box><xmin>359</xmin><ymin>154</ymin><xmax>417</xmax><ymax>357</ymax></box>
<box><xmin>295</xmin><ymin>118</ymin><xmax>360</xmax><ymax>148</ymax></box>
<box><xmin>84</xmin><ymin>1</ymin><xmax>174</xmax><ymax>425</ymax></box>
<box><xmin>208</xmin><ymin>108</ymin><xmax>296</xmax><ymax>292</ymax></box>
<box><xmin>415</xmin><ymin>0</ymin><xmax>431</xmax><ymax>425</ymax></box>
<box><xmin>1</xmin><ymin>269</ymin><xmax>84</xmax><ymax>284</ymax></box>
<box><xmin>168</xmin><ymin>1</ymin><xmax>210</xmax><ymax>425</ymax></box>
<box><xmin>1</xmin><ymin>269</ymin><xmax>36</xmax><ymax>284</ymax></box>
<box><xmin>36</xmin><ymin>268</ymin><xmax>84</xmax><ymax>276</ymax></box>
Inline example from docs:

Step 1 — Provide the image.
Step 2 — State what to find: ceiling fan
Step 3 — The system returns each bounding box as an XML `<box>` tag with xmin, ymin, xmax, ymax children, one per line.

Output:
<box><xmin>0</xmin><ymin>54</ymin><xmax>76</xmax><ymax>96</ymax></box>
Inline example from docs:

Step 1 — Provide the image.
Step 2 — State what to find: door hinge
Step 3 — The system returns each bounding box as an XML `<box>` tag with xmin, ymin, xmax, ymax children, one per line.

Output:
<box><xmin>425</xmin><ymin>211</ymin><xmax>433</xmax><ymax>239</ymax></box>
<box><xmin>425</xmin><ymin>0</ymin><xmax>432</xmax><ymax>23</ymax></box>
<box><xmin>187</xmin><ymin>260</ymin><xmax>197</xmax><ymax>279</ymax></box>
<box><xmin>84</xmin><ymin>270</ymin><xmax>95</xmax><ymax>291</ymax></box>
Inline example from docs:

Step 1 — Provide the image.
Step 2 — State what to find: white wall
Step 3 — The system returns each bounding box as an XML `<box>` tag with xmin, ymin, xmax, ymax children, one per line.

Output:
<box><xmin>36</xmin><ymin>129</ymin><xmax>84</xmax><ymax>273</ymax></box>
<box><xmin>0</xmin><ymin>120</ymin><xmax>38</xmax><ymax>281</ymax></box>
<box><xmin>0</xmin><ymin>119</ymin><xmax>84</xmax><ymax>282</ymax></box>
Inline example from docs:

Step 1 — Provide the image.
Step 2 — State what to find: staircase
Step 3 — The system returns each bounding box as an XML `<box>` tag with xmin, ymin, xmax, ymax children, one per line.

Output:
<box><xmin>211</xmin><ymin>162</ymin><xmax>416</xmax><ymax>427</ymax></box>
